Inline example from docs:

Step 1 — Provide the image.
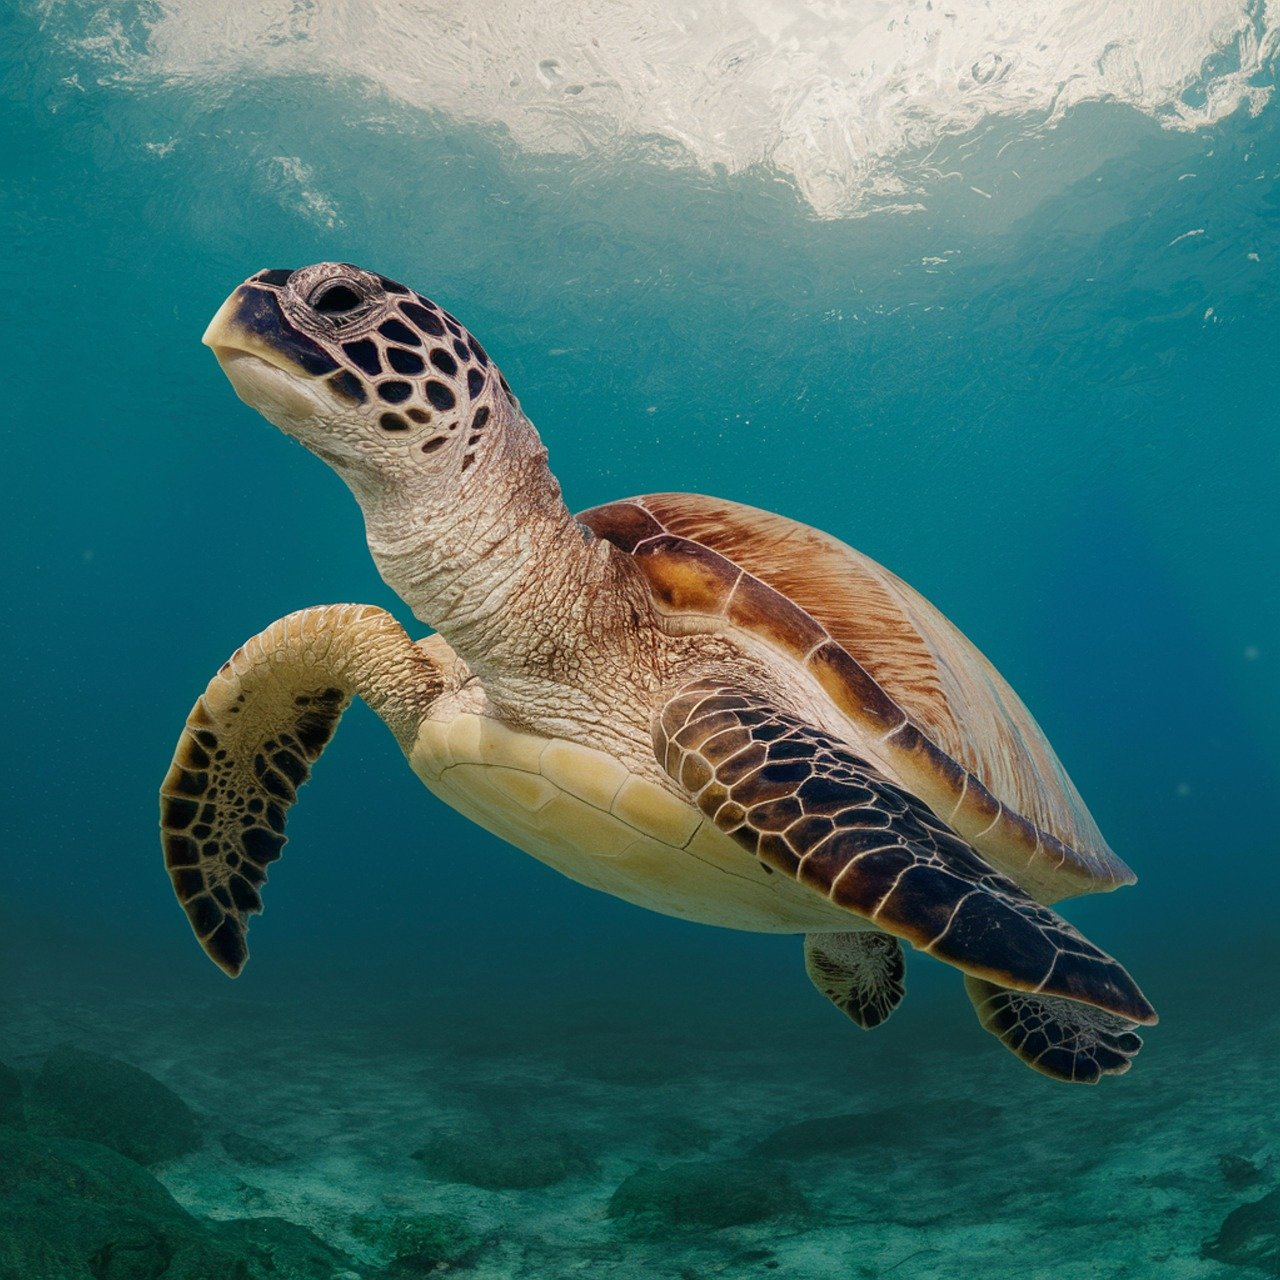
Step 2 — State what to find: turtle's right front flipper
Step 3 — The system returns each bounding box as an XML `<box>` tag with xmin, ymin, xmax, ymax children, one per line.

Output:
<box><xmin>160</xmin><ymin>604</ymin><xmax>442</xmax><ymax>976</ymax></box>
<box><xmin>654</xmin><ymin>680</ymin><xmax>1157</xmax><ymax>1036</ymax></box>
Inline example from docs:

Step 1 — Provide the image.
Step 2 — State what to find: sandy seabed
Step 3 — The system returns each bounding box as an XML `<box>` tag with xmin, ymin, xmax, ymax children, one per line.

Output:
<box><xmin>1</xmin><ymin>936</ymin><xmax>1276</xmax><ymax>1280</ymax></box>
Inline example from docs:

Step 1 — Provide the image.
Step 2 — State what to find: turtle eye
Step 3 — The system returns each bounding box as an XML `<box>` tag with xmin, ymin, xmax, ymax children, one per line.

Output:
<box><xmin>311</xmin><ymin>283</ymin><xmax>363</xmax><ymax>316</ymax></box>
<box><xmin>279</xmin><ymin>263</ymin><xmax>388</xmax><ymax>341</ymax></box>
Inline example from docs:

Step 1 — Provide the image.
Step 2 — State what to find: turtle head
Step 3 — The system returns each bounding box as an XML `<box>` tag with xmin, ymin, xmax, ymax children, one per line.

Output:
<box><xmin>203</xmin><ymin>262</ymin><xmax>520</xmax><ymax>502</ymax></box>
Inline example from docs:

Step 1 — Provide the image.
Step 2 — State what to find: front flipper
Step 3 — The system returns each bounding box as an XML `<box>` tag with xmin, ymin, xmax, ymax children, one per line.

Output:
<box><xmin>805</xmin><ymin>933</ymin><xmax>906</xmax><ymax>1029</ymax></box>
<box><xmin>964</xmin><ymin>976</ymin><xmax>1143</xmax><ymax>1082</ymax></box>
<box><xmin>655</xmin><ymin>681</ymin><xmax>1155</xmax><ymax>1028</ymax></box>
<box><xmin>159</xmin><ymin>604</ymin><xmax>442</xmax><ymax>976</ymax></box>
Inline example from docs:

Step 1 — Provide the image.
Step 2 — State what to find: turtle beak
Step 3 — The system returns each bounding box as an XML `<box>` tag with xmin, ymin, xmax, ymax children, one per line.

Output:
<box><xmin>203</xmin><ymin>285</ymin><xmax>285</xmax><ymax>371</ymax></box>
<box><xmin>204</xmin><ymin>278</ymin><xmax>340</xmax><ymax>422</ymax></box>
<box><xmin>204</xmin><ymin>276</ymin><xmax>341</xmax><ymax>376</ymax></box>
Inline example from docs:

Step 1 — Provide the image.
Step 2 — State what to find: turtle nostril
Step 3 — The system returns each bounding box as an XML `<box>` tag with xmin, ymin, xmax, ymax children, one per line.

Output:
<box><xmin>312</xmin><ymin>284</ymin><xmax>362</xmax><ymax>316</ymax></box>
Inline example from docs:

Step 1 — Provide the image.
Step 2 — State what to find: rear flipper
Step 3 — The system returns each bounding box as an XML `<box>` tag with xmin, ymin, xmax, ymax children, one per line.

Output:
<box><xmin>964</xmin><ymin>975</ymin><xmax>1144</xmax><ymax>1083</ymax></box>
<box><xmin>805</xmin><ymin>932</ymin><xmax>906</xmax><ymax>1030</ymax></box>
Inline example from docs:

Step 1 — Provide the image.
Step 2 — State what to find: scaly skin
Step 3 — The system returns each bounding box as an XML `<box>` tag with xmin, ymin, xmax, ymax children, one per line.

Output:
<box><xmin>159</xmin><ymin>604</ymin><xmax>442</xmax><ymax>975</ymax></box>
<box><xmin>652</xmin><ymin>679</ymin><xmax>1155</xmax><ymax>1027</ymax></box>
<box><xmin>173</xmin><ymin>260</ymin><xmax>1155</xmax><ymax>1081</ymax></box>
<box><xmin>204</xmin><ymin>263</ymin><xmax>709</xmax><ymax>767</ymax></box>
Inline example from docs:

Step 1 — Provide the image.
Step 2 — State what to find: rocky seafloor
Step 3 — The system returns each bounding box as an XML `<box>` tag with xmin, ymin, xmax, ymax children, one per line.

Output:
<box><xmin>1</xmin><ymin>940</ymin><xmax>1276</xmax><ymax>1280</ymax></box>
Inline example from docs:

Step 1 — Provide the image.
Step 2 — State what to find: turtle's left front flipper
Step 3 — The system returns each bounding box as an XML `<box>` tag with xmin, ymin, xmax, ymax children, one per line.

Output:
<box><xmin>160</xmin><ymin>604</ymin><xmax>442</xmax><ymax>976</ymax></box>
<box><xmin>654</xmin><ymin>680</ymin><xmax>1156</xmax><ymax>1029</ymax></box>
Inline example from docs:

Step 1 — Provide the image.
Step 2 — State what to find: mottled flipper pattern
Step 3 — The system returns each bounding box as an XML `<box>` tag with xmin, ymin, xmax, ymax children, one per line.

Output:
<box><xmin>159</xmin><ymin>604</ymin><xmax>441</xmax><ymax>976</ymax></box>
<box><xmin>964</xmin><ymin>975</ymin><xmax>1143</xmax><ymax>1082</ymax></box>
<box><xmin>655</xmin><ymin>681</ymin><xmax>1155</xmax><ymax>1027</ymax></box>
<box><xmin>805</xmin><ymin>932</ymin><xmax>906</xmax><ymax>1029</ymax></box>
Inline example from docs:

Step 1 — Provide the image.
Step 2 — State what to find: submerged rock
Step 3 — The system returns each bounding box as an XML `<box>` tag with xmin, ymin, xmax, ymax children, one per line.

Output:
<box><xmin>752</xmin><ymin>1098</ymin><xmax>1002</xmax><ymax>1160</ymax></box>
<box><xmin>607</xmin><ymin>1158</ymin><xmax>806</xmax><ymax>1230</ymax></box>
<box><xmin>349</xmin><ymin>1210</ymin><xmax>482</xmax><ymax>1273</ymax></box>
<box><xmin>217</xmin><ymin>1216</ymin><xmax>361</xmax><ymax>1279</ymax></box>
<box><xmin>27</xmin><ymin>1044</ymin><xmax>201</xmax><ymax>1165</ymax></box>
<box><xmin>219</xmin><ymin>1129</ymin><xmax>293</xmax><ymax>1167</ymax></box>
<box><xmin>411</xmin><ymin>1121</ymin><xmax>591</xmax><ymax>1190</ymax></box>
<box><xmin>0</xmin><ymin>1126</ymin><xmax>368</xmax><ymax>1279</ymax></box>
<box><xmin>0</xmin><ymin>1126</ymin><xmax>244</xmax><ymax>1279</ymax></box>
<box><xmin>1203</xmin><ymin>1186</ymin><xmax>1280</xmax><ymax>1275</ymax></box>
<box><xmin>646</xmin><ymin>1114</ymin><xmax>719</xmax><ymax>1157</ymax></box>
<box><xmin>1219</xmin><ymin>1153</ymin><xmax>1266</xmax><ymax>1191</ymax></box>
<box><xmin>0</xmin><ymin>1058</ymin><xmax>22</xmax><ymax>1127</ymax></box>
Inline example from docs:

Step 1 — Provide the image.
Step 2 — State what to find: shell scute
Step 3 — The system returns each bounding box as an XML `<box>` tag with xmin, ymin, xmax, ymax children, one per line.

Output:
<box><xmin>581</xmin><ymin>493</ymin><xmax>1135</xmax><ymax>901</ymax></box>
<box><xmin>805</xmin><ymin>641</ymin><xmax>905</xmax><ymax>737</ymax></box>
<box><xmin>727</xmin><ymin>571</ymin><xmax>826</xmax><ymax>655</ymax></box>
<box><xmin>581</xmin><ymin>500</ymin><xmax>663</xmax><ymax>552</ymax></box>
<box><xmin>610</xmin><ymin>776</ymin><xmax>701</xmax><ymax>845</ymax></box>
<box><xmin>541</xmin><ymin>739</ymin><xmax>629</xmax><ymax>810</ymax></box>
<box><xmin>633</xmin><ymin>534</ymin><xmax>740</xmax><ymax>616</ymax></box>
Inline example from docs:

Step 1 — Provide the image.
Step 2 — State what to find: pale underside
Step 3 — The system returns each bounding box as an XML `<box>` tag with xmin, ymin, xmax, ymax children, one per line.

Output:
<box><xmin>411</xmin><ymin>710</ymin><xmax>862</xmax><ymax>934</ymax></box>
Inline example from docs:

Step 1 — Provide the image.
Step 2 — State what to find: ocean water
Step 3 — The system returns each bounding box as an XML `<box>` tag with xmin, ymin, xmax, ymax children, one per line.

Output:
<box><xmin>2</xmin><ymin>2</ymin><xmax>1279</xmax><ymax>1277</ymax></box>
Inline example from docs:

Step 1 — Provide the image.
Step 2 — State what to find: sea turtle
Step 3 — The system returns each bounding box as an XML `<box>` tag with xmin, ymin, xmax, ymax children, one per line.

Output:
<box><xmin>161</xmin><ymin>261</ymin><xmax>1156</xmax><ymax>1083</ymax></box>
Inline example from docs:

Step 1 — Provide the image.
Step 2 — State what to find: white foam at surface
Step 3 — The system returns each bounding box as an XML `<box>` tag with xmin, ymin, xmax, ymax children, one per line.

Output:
<box><xmin>46</xmin><ymin>0</ymin><xmax>1279</xmax><ymax>216</ymax></box>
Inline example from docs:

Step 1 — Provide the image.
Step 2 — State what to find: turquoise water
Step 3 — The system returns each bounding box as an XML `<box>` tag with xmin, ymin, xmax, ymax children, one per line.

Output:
<box><xmin>2</xmin><ymin>3</ymin><xmax>1279</xmax><ymax>1277</ymax></box>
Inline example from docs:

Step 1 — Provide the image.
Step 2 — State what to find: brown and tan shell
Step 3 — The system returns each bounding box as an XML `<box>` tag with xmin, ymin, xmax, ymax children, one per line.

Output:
<box><xmin>579</xmin><ymin>493</ymin><xmax>1134</xmax><ymax>904</ymax></box>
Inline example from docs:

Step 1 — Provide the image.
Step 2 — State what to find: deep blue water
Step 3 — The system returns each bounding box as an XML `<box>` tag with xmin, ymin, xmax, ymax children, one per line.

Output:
<box><xmin>2</xmin><ymin>3</ymin><xmax>1278</xmax><ymax>1275</ymax></box>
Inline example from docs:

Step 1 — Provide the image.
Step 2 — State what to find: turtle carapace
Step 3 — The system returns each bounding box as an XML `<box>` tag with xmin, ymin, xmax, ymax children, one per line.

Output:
<box><xmin>160</xmin><ymin>262</ymin><xmax>1156</xmax><ymax>1085</ymax></box>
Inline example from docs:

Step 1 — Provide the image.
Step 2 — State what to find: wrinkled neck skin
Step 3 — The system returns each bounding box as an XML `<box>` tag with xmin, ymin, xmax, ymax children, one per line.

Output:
<box><xmin>356</xmin><ymin>414</ymin><xmax>659</xmax><ymax>728</ymax></box>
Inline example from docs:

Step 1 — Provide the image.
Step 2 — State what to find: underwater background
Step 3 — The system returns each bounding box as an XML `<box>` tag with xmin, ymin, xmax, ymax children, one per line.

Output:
<box><xmin>2</xmin><ymin>2</ymin><xmax>1278</xmax><ymax>1276</ymax></box>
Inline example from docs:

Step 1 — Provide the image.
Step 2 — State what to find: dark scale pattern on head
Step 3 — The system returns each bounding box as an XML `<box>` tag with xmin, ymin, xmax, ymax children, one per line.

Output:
<box><xmin>328</xmin><ymin>370</ymin><xmax>366</xmax><ymax>403</ymax></box>
<box><xmin>425</xmin><ymin>381</ymin><xmax>456</xmax><ymax>410</ymax></box>
<box><xmin>400</xmin><ymin>301</ymin><xmax>444</xmax><ymax>336</ymax></box>
<box><xmin>233</xmin><ymin>286</ymin><xmax>337</xmax><ymax>376</ymax></box>
<box><xmin>377</xmin><ymin>274</ymin><xmax>410</xmax><ymax>295</ymax></box>
<box><xmin>293</xmin><ymin>270</ymin><xmax>515</xmax><ymax>464</ymax></box>
<box><xmin>379</xmin><ymin>318</ymin><xmax>420</xmax><ymax>347</ymax></box>
<box><xmin>458</xmin><ymin>402</ymin><xmax>493</xmax><ymax>473</ymax></box>
<box><xmin>255</xmin><ymin>268</ymin><xmax>294</xmax><ymax>287</ymax></box>
<box><xmin>342</xmin><ymin>340</ymin><xmax>381</xmax><ymax>376</ymax></box>
<box><xmin>429</xmin><ymin>348</ymin><xmax>458</xmax><ymax>376</ymax></box>
<box><xmin>387</xmin><ymin>347</ymin><xmax>425</xmax><ymax>375</ymax></box>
